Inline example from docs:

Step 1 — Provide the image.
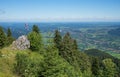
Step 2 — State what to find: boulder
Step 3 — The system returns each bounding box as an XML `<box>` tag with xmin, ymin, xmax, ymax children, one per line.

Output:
<box><xmin>12</xmin><ymin>35</ymin><xmax>30</xmax><ymax>50</ymax></box>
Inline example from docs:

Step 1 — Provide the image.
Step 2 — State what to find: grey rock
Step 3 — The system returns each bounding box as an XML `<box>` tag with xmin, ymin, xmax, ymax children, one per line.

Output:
<box><xmin>12</xmin><ymin>35</ymin><xmax>30</xmax><ymax>50</ymax></box>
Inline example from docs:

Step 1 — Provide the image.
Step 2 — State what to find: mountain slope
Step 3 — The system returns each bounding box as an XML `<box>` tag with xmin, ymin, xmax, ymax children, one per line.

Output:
<box><xmin>84</xmin><ymin>49</ymin><xmax>120</xmax><ymax>76</ymax></box>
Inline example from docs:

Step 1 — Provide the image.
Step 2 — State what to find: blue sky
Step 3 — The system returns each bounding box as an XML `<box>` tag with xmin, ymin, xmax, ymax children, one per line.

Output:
<box><xmin>0</xmin><ymin>0</ymin><xmax>120</xmax><ymax>22</ymax></box>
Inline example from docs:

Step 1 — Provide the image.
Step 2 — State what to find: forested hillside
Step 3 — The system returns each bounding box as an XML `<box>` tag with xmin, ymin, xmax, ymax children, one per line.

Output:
<box><xmin>0</xmin><ymin>25</ymin><xmax>120</xmax><ymax>77</ymax></box>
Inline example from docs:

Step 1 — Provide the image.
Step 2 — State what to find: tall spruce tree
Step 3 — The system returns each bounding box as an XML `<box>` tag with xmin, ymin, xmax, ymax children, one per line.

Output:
<box><xmin>60</xmin><ymin>32</ymin><xmax>72</xmax><ymax>58</ymax></box>
<box><xmin>54</xmin><ymin>30</ymin><xmax>62</xmax><ymax>51</ymax></box>
<box><xmin>7</xmin><ymin>28</ymin><xmax>12</xmax><ymax>37</ymax></box>
<box><xmin>73</xmin><ymin>39</ymin><xmax>78</xmax><ymax>50</ymax></box>
<box><xmin>6</xmin><ymin>28</ymin><xmax>15</xmax><ymax>45</ymax></box>
<box><xmin>102</xmin><ymin>58</ymin><xmax>117</xmax><ymax>77</ymax></box>
<box><xmin>60</xmin><ymin>32</ymin><xmax>91</xmax><ymax>76</ymax></box>
<box><xmin>91</xmin><ymin>57</ymin><xmax>100</xmax><ymax>76</ymax></box>
<box><xmin>62</xmin><ymin>32</ymin><xmax>72</xmax><ymax>49</ymax></box>
<box><xmin>28</xmin><ymin>25</ymin><xmax>42</xmax><ymax>51</ymax></box>
<box><xmin>32</xmin><ymin>25</ymin><xmax>40</xmax><ymax>33</ymax></box>
<box><xmin>0</xmin><ymin>26</ymin><xmax>6</xmax><ymax>48</ymax></box>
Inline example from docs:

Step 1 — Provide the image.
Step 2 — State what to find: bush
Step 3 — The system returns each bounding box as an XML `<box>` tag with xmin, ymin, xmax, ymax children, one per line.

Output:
<box><xmin>0</xmin><ymin>26</ymin><xmax>6</xmax><ymax>48</ymax></box>
<box><xmin>28</xmin><ymin>32</ymin><xmax>43</xmax><ymax>51</ymax></box>
<box><xmin>14</xmin><ymin>52</ymin><xmax>28</xmax><ymax>76</ymax></box>
<box><xmin>14</xmin><ymin>52</ymin><xmax>44</xmax><ymax>77</ymax></box>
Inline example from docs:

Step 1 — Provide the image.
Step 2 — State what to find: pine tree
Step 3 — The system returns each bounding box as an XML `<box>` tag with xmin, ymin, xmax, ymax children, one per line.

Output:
<box><xmin>6</xmin><ymin>28</ymin><xmax>15</xmax><ymax>45</ymax></box>
<box><xmin>73</xmin><ymin>39</ymin><xmax>78</xmax><ymax>50</ymax></box>
<box><xmin>41</xmin><ymin>45</ymin><xmax>82</xmax><ymax>77</ymax></box>
<box><xmin>60</xmin><ymin>32</ymin><xmax>92</xmax><ymax>75</ymax></box>
<box><xmin>28</xmin><ymin>25</ymin><xmax>42</xmax><ymax>51</ymax></box>
<box><xmin>60</xmin><ymin>32</ymin><xmax>72</xmax><ymax>57</ymax></box>
<box><xmin>62</xmin><ymin>33</ymin><xmax>80</xmax><ymax>69</ymax></box>
<box><xmin>62</xmin><ymin>32</ymin><xmax>72</xmax><ymax>49</ymax></box>
<box><xmin>91</xmin><ymin>57</ymin><xmax>100</xmax><ymax>76</ymax></box>
<box><xmin>28</xmin><ymin>32</ymin><xmax>42</xmax><ymax>51</ymax></box>
<box><xmin>54</xmin><ymin>30</ymin><xmax>62</xmax><ymax>51</ymax></box>
<box><xmin>32</xmin><ymin>25</ymin><xmax>40</xmax><ymax>33</ymax></box>
<box><xmin>0</xmin><ymin>26</ymin><xmax>6</xmax><ymax>48</ymax></box>
<box><xmin>7</xmin><ymin>28</ymin><xmax>12</xmax><ymax>37</ymax></box>
<box><xmin>102</xmin><ymin>58</ymin><xmax>117</xmax><ymax>77</ymax></box>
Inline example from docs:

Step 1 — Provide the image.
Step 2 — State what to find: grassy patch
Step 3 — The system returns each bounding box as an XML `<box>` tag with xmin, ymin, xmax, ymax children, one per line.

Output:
<box><xmin>0</xmin><ymin>46</ymin><xmax>31</xmax><ymax>77</ymax></box>
<box><xmin>107</xmin><ymin>52</ymin><xmax>120</xmax><ymax>59</ymax></box>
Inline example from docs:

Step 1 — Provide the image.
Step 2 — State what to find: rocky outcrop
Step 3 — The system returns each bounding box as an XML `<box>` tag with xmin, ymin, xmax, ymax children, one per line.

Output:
<box><xmin>12</xmin><ymin>35</ymin><xmax>30</xmax><ymax>50</ymax></box>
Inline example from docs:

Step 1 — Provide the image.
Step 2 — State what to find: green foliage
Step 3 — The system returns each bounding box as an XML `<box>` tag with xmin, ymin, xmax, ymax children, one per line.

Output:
<box><xmin>61</xmin><ymin>32</ymin><xmax>78</xmax><ymax>51</ymax></box>
<box><xmin>28</xmin><ymin>31</ymin><xmax>43</xmax><ymax>51</ymax></box>
<box><xmin>102</xmin><ymin>58</ymin><xmax>117</xmax><ymax>77</ymax></box>
<box><xmin>84</xmin><ymin>49</ymin><xmax>120</xmax><ymax>76</ymax></box>
<box><xmin>60</xmin><ymin>32</ymin><xmax>74</xmax><ymax>56</ymax></box>
<box><xmin>41</xmin><ymin>46</ymin><xmax>82</xmax><ymax>77</ymax></box>
<box><xmin>82</xmin><ymin>69</ymin><xmax>92</xmax><ymax>77</ymax></box>
<box><xmin>85</xmin><ymin>49</ymin><xmax>120</xmax><ymax>77</ymax></box>
<box><xmin>32</xmin><ymin>25</ymin><xmax>40</xmax><ymax>33</ymax></box>
<box><xmin>14</xmin><ymin>45</ymin><xmax>82</xmax><ymax>77</ymax></box>
<box><xmin>0</xmin><ymin>46</ymin><xmax>20</xmax><ymax>77</ymax></box>
<box><xmin>0</xmin><ymin>26</ymin><xmax>120</xmax><ymax>77</ymax></box>
<box><xmin>0</xmin><ymin>26</ymin><xmax>6</xmax><ymax>48</ymax></box>
<box><xmin>54</xmin><ymin>32</ymin><xmax>92</xmax><ymax>76</ymax></box>
<box><xmin>54</xmin><ymin>30</ymin><xmax>62</xmax><ymax>51</ymax></box>
<box><xmin>107</xmin><ymin>52</ymin><xmax>120</xmax><ymax>59</ymax></box>
<box><xmin>62</xmin><ymin>32</ymin><xmax>72</xmax><ymax>50</ymax></box>
<box><xmin>91</xmin><ymin>57</ymin><xmax>101</xmax><ymax>76</ymax></box>
<box><xmin>14</xmin><ymin>52</ymin><xmax>44</xmax><ymax>77</ymax></box>
<box><xmin>7</xmin><ymin>28</ymin><xmax>12</xmax><ymax>37</ymax></box>
<box><xmin>75</xmin><ymin>51</ymin><xmax>92</xmax><ymax>73</ymax></box>
<box><xmin>73</xmin><ymin>39</ymin><xmax>78</xmax><ymax>50</ymax></box>
<box><xmin>6</xmin><ymin>28</ymin><xmax>15</xmax><ymax>46</ymax></box>
<box><xmin>6</xmin><ymin>36</ymin><xmax>15</xmax><ymax>45</ymax></box>
<box><xmin>28</xmin><ymin>25</ymin><xmax>43</xmax><ymax>51</ymax></box>
<box><xmin>14</xmin><ymin>34</ymin><xmax>83</xmax><ymax>77</ymax></box>
<box><xmin>84</xmin><ymin>49</ymin><xmax>113</xmax><ymax>59</ymax></box>
<box><xmin>14</xmin><ymin>52</ymin><xmax>28</xmax><ymax>76</ymax></box>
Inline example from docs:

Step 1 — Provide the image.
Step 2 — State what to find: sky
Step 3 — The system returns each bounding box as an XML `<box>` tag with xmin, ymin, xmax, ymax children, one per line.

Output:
<box><xmin>0</xmin><ymin>0</ymin><xmax>120</xmax><ymax>22</ymax></box>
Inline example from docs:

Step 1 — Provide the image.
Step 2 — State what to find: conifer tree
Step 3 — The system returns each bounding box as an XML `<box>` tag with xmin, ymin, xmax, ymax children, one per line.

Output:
<box><xmin>28</xmin><ymin>25</ymin><xmax>42</xmax><ymax>51</ymax></box>
<box><xmin>73</xmin><ymin>39</ymin><xmax>78</xmax><ymax>50</ymax></box>
<box><xmin>60</xmin><ymin>32</ymin><xmax>91</xmax><ymax>75</ymax></box>
<box><xmin>62</xmin><ymin>32</ymin><xmax>72</xmax><ymax>49</ymax></box>
<box><xmin>91</xmin><ymin>57</ymin><xmax>100</xmax><ymax>76</ymax></box>
<box><xmin>54</xmin><ymin>30</ymin><xmax>62</xmax><ymax>51</ymax></box>
<box><xmin>102</xmin><ymin>58</ymin><xmax>117</xmax><ymax>77</ymax></box>
<box><xmin>32</xmin><ymin>25</ymin><xmax>40</xmax><ymax>33</ymax></box>
<box><xmin>0</xmin><ymin>26</ymin><xmax>6</xmax><ymax>48</ymax></box>
<box><xmin>7</xmin><ymin>27</ymin><xmax>12</xmax><ymax>37</ymax></box>
<box><xmin>60</xmin><ymin>32</ymin><xmax>72</xmax><ymax>57</ymax></box>
<box><xmin>6</xmin><ymin>28</ymin><xmax>14</xmax><ymax>45</ymax></box>
<box><xmin>28</xmin><ymin>32</ymin><xmax>42</xmax><ymax>51</ymax></box>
